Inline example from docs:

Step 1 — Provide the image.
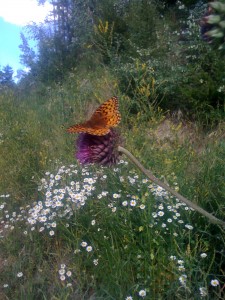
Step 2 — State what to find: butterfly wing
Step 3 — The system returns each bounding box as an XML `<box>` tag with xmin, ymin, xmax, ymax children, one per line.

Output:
<box><xmin>90</xmin><ymin>96</ymin><xmax>121</xmax><ymax>128</ymax></box>
<box><xmin>66</xmin><ymin>123</ymin><xmax>110</xmax><ymax>135</ymax></box>
<box><xmin>66</xmin><ymin>96</ymin><xmax>121</xmax><ymax>136</ymax></box>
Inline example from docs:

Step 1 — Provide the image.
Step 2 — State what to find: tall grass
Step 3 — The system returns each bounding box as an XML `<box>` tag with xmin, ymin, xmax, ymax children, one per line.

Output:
<box><xmin>0</xmin><ymin>70</ymin><xmax>224</xmax><ymax>299</ymax></box>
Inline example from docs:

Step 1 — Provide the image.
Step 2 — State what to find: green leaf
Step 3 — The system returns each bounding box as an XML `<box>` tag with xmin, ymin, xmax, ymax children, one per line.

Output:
<box><xmin>218</xmin><ymin>43</ymin><xmax>225</xmax><ymax>49</ymax></box>
<box><xmin>207</xmin><ymin>15</ymin><xmax>221</xmax><ymax>24</ymax></box>
<box><xmin>219</xmin><ymin>20</ymin><xmax>225</xmax><ymax>28</ymax></box>
<box><xmin>207</xmin><ymin>28</ymin><xmax>224</xmax><ymax>38</ymax></box>
<box><xmin>210</xmin><ymin>1</ymin><xmax>225</xmax><ymax>13</ymax></box>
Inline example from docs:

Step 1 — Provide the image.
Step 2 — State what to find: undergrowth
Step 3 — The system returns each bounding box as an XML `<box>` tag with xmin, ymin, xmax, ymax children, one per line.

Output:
<box><xmin>0</xmin><ymin>159</ymin><xmax>224</xmax><ymax>299</ymax></box>
<box><xmin>0</xmin><ymin>72</ymin><xmax>225</xmax><ymax>299</ymax></box>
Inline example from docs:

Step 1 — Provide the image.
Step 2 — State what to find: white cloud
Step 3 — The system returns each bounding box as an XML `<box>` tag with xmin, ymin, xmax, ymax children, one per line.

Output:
<box><xmin>0</xmin><ymin>0</ymin><xmax>52</xmax><ymax>26</ymax></box>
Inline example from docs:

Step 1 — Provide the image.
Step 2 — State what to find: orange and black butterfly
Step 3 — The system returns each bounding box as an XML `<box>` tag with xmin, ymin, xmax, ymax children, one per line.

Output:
<box><xmin>66</xmin><ymin>96</ymin><xmax>121</xmax><ymax>136</ymax></box>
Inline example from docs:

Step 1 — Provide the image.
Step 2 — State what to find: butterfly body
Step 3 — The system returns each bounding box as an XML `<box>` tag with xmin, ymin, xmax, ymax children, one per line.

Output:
<box><xmin>67</xmin><ymin>96</ymin><xmax>121</xmax><ymax>136</ymax></box>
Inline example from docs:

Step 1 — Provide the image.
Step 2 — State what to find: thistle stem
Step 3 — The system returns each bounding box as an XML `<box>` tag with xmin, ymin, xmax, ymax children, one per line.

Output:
<box><xmin>118</xmin><ymin>146</ymin><xmax>225</xmax><ymax>227</ymax></box>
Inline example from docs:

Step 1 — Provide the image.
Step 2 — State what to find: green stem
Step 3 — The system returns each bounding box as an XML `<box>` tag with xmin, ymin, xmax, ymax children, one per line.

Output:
<box><xmin>118</xmin><ymin>146</ymin><xmax>225</xmax><ymax>227</ymax></box>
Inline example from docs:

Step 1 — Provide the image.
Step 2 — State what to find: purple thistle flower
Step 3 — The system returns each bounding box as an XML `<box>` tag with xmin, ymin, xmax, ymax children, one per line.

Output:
<box><xmin>76</xmin><ymin>129</ymin><xmax>120</xmax><ymax>166</ymax></box>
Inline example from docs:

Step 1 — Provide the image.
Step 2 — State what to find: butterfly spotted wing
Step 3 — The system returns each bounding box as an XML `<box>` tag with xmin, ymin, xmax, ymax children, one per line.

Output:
<box><xmin>67</xmin><ymin>96</ymin><xmax>121</xmax><ymax>136</ymax></box>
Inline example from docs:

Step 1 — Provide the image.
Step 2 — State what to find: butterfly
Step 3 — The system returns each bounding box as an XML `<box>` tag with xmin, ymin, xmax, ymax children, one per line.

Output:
<box><xmin>66</xmin><ymin>96</ymin><xmax>121</xmax><ymax>136</ymax></box>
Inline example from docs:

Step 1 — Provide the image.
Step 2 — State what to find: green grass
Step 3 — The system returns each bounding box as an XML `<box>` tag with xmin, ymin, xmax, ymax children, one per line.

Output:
<box><xmin>0</xmin><ymin>71</ymin><xmax>224</xmax><ymax>300</ymax></box>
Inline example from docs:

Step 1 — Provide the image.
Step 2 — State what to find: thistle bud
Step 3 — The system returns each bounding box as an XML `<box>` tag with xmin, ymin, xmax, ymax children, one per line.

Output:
<box><xmin>76</xmin><ymin>129</ymin><xmax>120</xmax><ymax>166</ymax></box>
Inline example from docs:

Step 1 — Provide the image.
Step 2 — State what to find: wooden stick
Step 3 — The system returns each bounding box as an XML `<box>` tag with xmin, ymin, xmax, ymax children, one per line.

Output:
<box><xmin>118</xmin><ymin>146</ymin><xmax>225</xmax><ymax>227</ymax></box>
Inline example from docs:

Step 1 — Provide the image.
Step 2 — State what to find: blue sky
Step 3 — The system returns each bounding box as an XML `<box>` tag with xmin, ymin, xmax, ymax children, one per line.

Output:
<box><xmin>0</xmin><ymin>0</ymin><xmax>52</xmax><ymax>77</ymax></box>
<box><xmin>0</xmin><ymin>18</ymin><xmax>23</xmax><ymax>72</ymax></box>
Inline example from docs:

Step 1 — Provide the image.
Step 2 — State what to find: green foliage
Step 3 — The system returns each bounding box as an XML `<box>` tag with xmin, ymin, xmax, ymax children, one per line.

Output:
<box><xmin>0</xmin><ymin>87</ymin><xmax>71</xmax><ymax>199</ymax></box>
<box><xmin>93</xmin><ymin>20</ymin><xmax>118</xmax><ymax>64</ymax></box>
<box><xmin>122</xmin><ymin>0</ymin><xmax>158</xmax><ymax>49</ymax></box>
<box><xmin>112</xmin><ymin>1</ymin><xmax>225</xmax><ymax>125</ymax></box>
<box><xmin>19</xmin><ymin>32</ymin><xmax>36</xmax><ymax>69</ymax></box>
<box><xmin>114</xmin><ymin>59</ymin><xmax>165</xmax><ymax>124</ymax></box>
<box><xmin>174</xmin><ymin>46</ymin><xmax>225</xmax><ymax>125</ymax></box>
<box><xmin>0</xmin><ymin>65</ymin><xmax>15</xmax><ymax>88</ymax></box>
<box><xmin>1</xmin><ymin>151</ymin><xmax>224</xmax><ymax>299</ymax></box>
<box><xmin>207</xmin><ymin>0</ymin><xmax>225</xmax><ymax>49</ymax></box>
<box><xmin>1</xmin><ymin>65</ymin><xmax>225</xmax><ymax>299</ymax></box>
<box><xmin>16</xmin><ymin>0</ymin><xmax>224</xmax><ymax>125</ymax></box>
<box><xmin>19</xmin><ymin>0</ymin><xmax>96</xmax><ymax>82</ymax></box>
